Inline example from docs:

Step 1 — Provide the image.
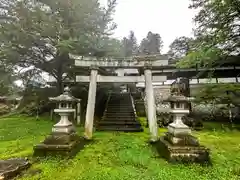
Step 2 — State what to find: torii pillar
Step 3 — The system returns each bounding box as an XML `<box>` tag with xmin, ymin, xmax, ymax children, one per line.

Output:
<box><xmin>84</xmin><ymin>65</ymin><xmax>98</xmax><ymax>139</ymax></box>
<box><xmin>144</xmin><ymin>66</ymin><xmax>158</xmax><ymax>142</ymax></box>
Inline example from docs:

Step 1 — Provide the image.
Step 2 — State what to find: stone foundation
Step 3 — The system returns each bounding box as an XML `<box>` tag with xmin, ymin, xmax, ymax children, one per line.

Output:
<box><xmin>0</xmin><ymin>158</ymin><xmax>30</xmax><ymax>180</ymax></box>
<box><xmin>164</xmin><ymin>132</ymin><xmax>199</xmax><ymax>146</ymax></box>
<box><xmin>155</xmin><ymin>136</ymin><xmax>210</xmax><ymax>164</ymax></box>
<box><xmin>33</xmin><ymin>132</ymin><xmax>89</xmax><ymax>158</ymax></box>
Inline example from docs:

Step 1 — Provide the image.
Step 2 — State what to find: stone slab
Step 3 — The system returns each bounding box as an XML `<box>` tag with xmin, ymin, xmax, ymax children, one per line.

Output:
<box><xmin>168</xmin><ymin>123</ymin><xmax>191</xmax><ymax>136</ymax></box>
<box><xmin>0</xmin><ymin>158</ymin><xmax>30</xmax><ymax>180</ymax></box>
<box><xmin>164</xmin><ymin>132</ymin><xmax>199</xmax><ymax>146</ymax></box>
<box><xmin>154</xmin><ymin>137</ymin><xmax>210</xmax><ymax>164</ymax></box>
<box><xmin>52</xmin><ymin>124</ymin><xmax>75</xmax><ymax>134</ymax></box>
<box><xmin>33</xmin><ymin>133</ymin><xmax>90</xmax><ymax>158</ymax></box>
<box><xmin>76</xmin><ymin>75</ymin><xmax>167</xmax><ymax>83</ymax></box>
<box><xmin>73</xmin><ymin>54</ymin><xmax>169</xmax><ymax>68</ymax></box>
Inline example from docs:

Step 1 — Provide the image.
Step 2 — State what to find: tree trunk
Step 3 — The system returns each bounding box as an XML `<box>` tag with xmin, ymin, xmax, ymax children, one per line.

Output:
<box><xmin>54</xmin><ymin>51</ymin><xmax>71</xmax><ymax>94</ymax></box>
<box><xmin>56</xmin><ymin>75</ymin><xmax>63</xmax><ymax>95</ymax></box>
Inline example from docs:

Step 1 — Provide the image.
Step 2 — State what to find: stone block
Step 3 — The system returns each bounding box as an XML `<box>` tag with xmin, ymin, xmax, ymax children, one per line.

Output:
<box><xmin>168</xmin><ymin>123</ymin><xmax>191</xmax><ymax>136</ymax></box>
<box><xmin>0</xmin><ymin>158</ymin><xmax>30</xmax><ymax>180</ymax></box>
<box><xmin>52</xmin><ymin>124</ymin><xmax>75</xmax><ymax>134</ymax></box>
<box><xmin>155</xmin><ymin>137</ymin><xmax>210</xmax><ymax>164</ymax></box>
<box><xmin>33</xmin><ymin>133</ymin><xmax>90</xmax><ymax>158</ymax></box>
<box><xmin>164</xmin><ymin>132</ymin><xmax>199</xmax><ymax>146</ymax></box>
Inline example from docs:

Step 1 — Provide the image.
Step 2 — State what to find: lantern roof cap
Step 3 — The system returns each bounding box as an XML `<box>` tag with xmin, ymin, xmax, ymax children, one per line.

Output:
<box><xmin>164</xmin><ymin>95</ymin><xmax>194</xmax><ymax>102</ymax></box>
<box><xmin>49</xmin><ymin>87</ymin><xmax>81</xmax><ymax>102</ymax></box>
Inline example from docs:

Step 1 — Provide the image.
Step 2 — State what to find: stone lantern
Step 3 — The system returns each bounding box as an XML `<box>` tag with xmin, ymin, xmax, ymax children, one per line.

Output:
<box><xmin>167</xmin><ymin>95</ymin><xmax>192</xmax><ymax>136</ymax></box>
<box><xmin>33</xmin><ymin>87</ymin><xmax>85</xmax><ymax>157</ymax></box>
<box><xmin>49</xmin><ymin>87</ymin><xmax>80</xmax><ymax>133</ymax></box>
<box><xmin>156</xmin><ymin>79</ymin><xmax>210</xmax><ymax>163</ymax></box>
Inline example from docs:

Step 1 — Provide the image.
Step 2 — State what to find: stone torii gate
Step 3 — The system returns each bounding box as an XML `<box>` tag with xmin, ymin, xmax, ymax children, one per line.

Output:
<box><xmin>72</xmin><ymin>54</ymin><xmax>169</xmax><ymax>142</ymax></box>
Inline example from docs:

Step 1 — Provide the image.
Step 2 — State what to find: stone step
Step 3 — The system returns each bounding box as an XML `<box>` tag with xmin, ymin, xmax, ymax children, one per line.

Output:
<box><xmin>106</xmin><ymin>108</ymin><xmax>133</xmax><ymax>110</ymax></box>
<box><xmin>110</xmin><ymin>93</ymin><xmax>130</xmax><ymax>95</ymax></box>
<box><xmin>107</xmin><ymin>107</ymin><xmax>132</xmax><ymax>109</ymax></box>
<box><xmin>103</xmin><ymin>114</ymin><xmax>135</xmax><ymax>117</ymax></box>
<box><xmin>110</xmin><ymin>95</ymin><xmax>130</xmax><ymax>98</ymax></box>
<box><xmin>98</xmin><ymin>121</ymin><xmax>141</xmax><ymax>125</ymax></box>
<box><xmin>103</xmin><ymin>115</ymin><xmax>136</xmax><ymax>118</ymax></box>
<box><xmin>102</xmin><ymin>119</ymin><xmax>137</xmax><ymax>122</ymax></box>
<box><xmin>108</xmin><ymin>105</ymin><xmax>131</xmax><ymax>106</ymax></box>
<box><xmin>108</xmin><ymin>102</ymin><xmax>132</xmax><ymax>105</ymax></box>
<box><xmin>104</xmin><ymin>115</ymin><xmax>135</xmax><ymax>118</ymax></box>
<box><xmin>99</xmin><ymin>93</ymin><xmax>142</xmax><ymax>132</ymax></box>
<box><xmin>103</xmin><ymin>113</ymin><xmax>135</xmax><ymax>116</ymax></box>
<box><xmin>107</xmin><ymin>106</ymin><xmax>133</xmax><ymax>109</ymax></box>
<box><xmin>105</xmin><ymin>111</ymin><xmax>135</xmax><ymax>114</ymax></box>
<box><xmin>107</xmin><ymin>104</ymin><xmax>132</xmax><ymax>106</ymax></box>
<box><xmin>108</xmin><ymin>104</ymin><xmax>132</xmax><ymax>105</ymax></box>
<box><xmin>96</xmin><ymin>126</ymin><xmax>143</xmax><ymax>132</ymax></box>
<box><xmin>103</xmin><ymin>115</ymin><xmax>136</xmax><ymax>119</ymax></box>
<box><xmin>103</xmin><ymin>116</ymin><xmax>136</xmax><ymax>119</ymax></box>
<box><xmin>104</xmin><ymin>111</ymin><xmax>135</xmax><ymax>114</ymax></box>
<box><xmin>109</xmin><ymin>98</ymin><xmax>131</xmax><ymax>100</ymax></box>
<box><xmin>108</xmin><ymin>98</ymin><xmax>131</xmax><ymax>102</ymax></box>
<box><xmin>105</xmin><ymin>109</ymin><xmax>134</xmax><ymax>112</ymax></box>
<box><xmin>98</xmin><ymin>125</ymin><xmax>141</xmax><ymax>129</ymax></box>
<box><xmin>106</xmin><ymin>110</ymin><xmax>134</xmax><ymax>112</ymax></box>
<box><xmin>109</xmin><ymin>99</ymin><xmax>131</xmax><ymax>100</ymax></box>
<box><xmin>107</xmin><ymin>106</ymin><xmax>133</xmax><ymax>108</ymax></box>
<box><xmin>105</xmin><ymin>110</ymin><xmax>134</xmax><ymax>112</ymax></box>
<box><xmin>109</xmin><ymin>97</ymin><xmax>130</xmax><ymax>99</ymax></box>
<box><xmin>104</xmin><ymin>114</ymin><xmax>135</xmax><ymax>116</ymax></box>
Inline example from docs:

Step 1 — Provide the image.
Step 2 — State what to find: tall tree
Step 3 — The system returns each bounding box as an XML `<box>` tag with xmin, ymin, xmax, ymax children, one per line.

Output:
<box><xmin>100</xmin><ymin>37</ymin><xmax>125</xmax><ymax>57</ymax></box>
<box><xmin>139</xmin><ymin>38</ymin><xmax>149</xmax><ymax>55</ymax></box>
<box><xmin>0</xmin><ymin>0</ymin><xmax>117</xmax><ymax>93</ymax></box>
<box><xmin>168</xmin><ymin>36</ymin><xmax>194</xmax><ymax>59</ymax></box>
<box><xmin>177</xmin><ymin>0</ymin><xmax>240</xmax><ymax>107</ymax></box>
<box><xmin>179</xmin><ymin>0</ymin><xmax>240</xmax><ymax>68</ymax></box>
<box><xmin>121</xmin><ymin>31</ymin><xmax>138</xmax><ymax>57</ymax></box>
<box><xmin>139</xmin><ymin>31</ymin><xmax>163</xmax><ymax>54</ymax></box>
<box><xmin>122</xmin><ymin>37</ymin><xmax>131</xmax><ymax>57</ymax></box>
<box><xmin>128</xmin><ymin>31</ymin><xmax>138</xmax><ymax>55</ymax></box>
<box><xmin>146</xmin><ymin>32</ymin><xmax>163</xmax><ymax>54</ymax></box>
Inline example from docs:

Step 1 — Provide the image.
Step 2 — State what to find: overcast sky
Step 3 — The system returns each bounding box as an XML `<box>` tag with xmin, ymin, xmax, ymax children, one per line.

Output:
<box><xmin>100</xmin><ymin>0</ymin><xmax>197</xmax><ymax>53</ymax></box>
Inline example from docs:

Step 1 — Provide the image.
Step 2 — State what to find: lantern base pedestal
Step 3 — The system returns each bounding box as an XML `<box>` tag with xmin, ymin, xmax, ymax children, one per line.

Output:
<box><xmin>52</xmin><ymin>124</ymin><xmax>75</xmax><ymax>134</ymax></box>
<box><xmin>168</xmin><ymin>121</ymin><xmax>191</xmax><ymax>136</ymax></box>
<box><xmin>154</xmin><ymin>134</ymin><xmax>210</xmax><ymax>164</ymax></box>
<box><xmin>33</xmin><ymin>132</ymin><xmax>90</xmax><ymax>158</ymax></box>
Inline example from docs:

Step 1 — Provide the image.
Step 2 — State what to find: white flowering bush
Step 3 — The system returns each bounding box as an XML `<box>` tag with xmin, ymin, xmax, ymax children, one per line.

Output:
<box><xmin>192</xmin><ymin>103</ymin><xmax>229</xmax><ymax>116</ymax></box>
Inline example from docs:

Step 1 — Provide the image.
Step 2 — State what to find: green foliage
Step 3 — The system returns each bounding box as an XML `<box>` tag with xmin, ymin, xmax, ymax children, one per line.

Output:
<box><xmin>193</xmin><ymin>84</ymin><xmax>240</xmax><ymax>105</ymax></box>
<box><xmin>0</xmin><ymin>0</ymin><xmax>118</xmax><ymax>93</ymax></box>
<box><xmin>121</xmin><ymin>31</ymin><xmax>138</xmax><ymax>57</ymax></box>
<box><xmin>0</xmin><ymin>116</ymin><xmax>240</xmax><ymax>180</ymax></box>
<box><xmin>168</xmin><ymin>36</ymin><xmax>194</xmax><ymax>60</ymax></box>
<box><xmin>177</xmin><ymin>46</ymin><xmax>223</xmax><ymax>68</ymax></box>
<box><xmin>190</xmin><ymin>0</ymin><xmax>240</xmax><ymax>56</ymax></box>
<box><xmin>139</xmin><ymin>31</ymin><xmax>163</xmax><ymax>55</ymax></box>
<box><xmin>0</xmin><ymin>64</ymin><xmax>17</xmax><ymax>95</ymax></box>
<box><xmin>0</xmin><ymin>115</ymin><xmax>53</xmax><ymax>159</ymax></box>
<box><xmin>17</xmin><ymin>86</ymin><xmax>57</xmax><ymax>116</ymax></box>
<box><xmin>99</xmin><ymin>38</ymin><xmax>124</xmax><ymax>57</ymax></box>
<box><xmin>177</xmin><ymin>0</ymin><xmax>240</xmax><ymax>68</ymax></box>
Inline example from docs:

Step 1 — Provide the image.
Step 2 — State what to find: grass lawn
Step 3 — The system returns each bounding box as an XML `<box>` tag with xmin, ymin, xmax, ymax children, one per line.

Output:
<box><xmin>0</xmin><ymin>115</ymin><xmax>240</xmax><ymax>180</ymax></box>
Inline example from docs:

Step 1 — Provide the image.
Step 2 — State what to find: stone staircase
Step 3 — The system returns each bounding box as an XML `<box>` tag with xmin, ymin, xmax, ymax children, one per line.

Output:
<box><xmin>96</xmin><ymin>92</ymin><xmax>143</xmax><ymax>132</ymax></box>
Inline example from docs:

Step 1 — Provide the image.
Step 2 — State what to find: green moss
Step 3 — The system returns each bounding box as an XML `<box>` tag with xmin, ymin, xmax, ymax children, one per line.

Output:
<box><xmin>0</xmin><ymin>116</ymin><xmax>240</xmax><ymax>180</ymax></box>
